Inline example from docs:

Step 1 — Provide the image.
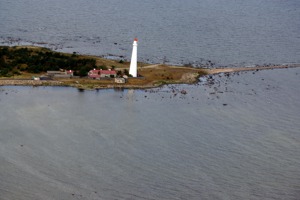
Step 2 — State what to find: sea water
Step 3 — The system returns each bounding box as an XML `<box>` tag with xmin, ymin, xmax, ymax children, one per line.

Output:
<box><xmin>0</xmin><ymin>0</ymin><xmax>300</xmax><ymax>199</ymax></box>
<box><xmin>0</xmin><ymin>0</ymin><xmax>299</xmax><ymax>66</ymax></box>
<box><xmin>0</xmin><ymin>68</ymin><xmax>299</xmax><ymax>199</ymax></box>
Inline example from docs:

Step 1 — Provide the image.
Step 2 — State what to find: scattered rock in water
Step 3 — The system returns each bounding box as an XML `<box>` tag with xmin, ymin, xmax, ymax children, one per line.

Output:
<box><xmin>180</xmin><ymin>90</ymin><xmax>187</xmax><ymax>95</ymax></box>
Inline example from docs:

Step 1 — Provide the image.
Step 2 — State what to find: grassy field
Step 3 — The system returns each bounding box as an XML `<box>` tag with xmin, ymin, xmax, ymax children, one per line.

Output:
<box><xmin>54</xmin><ymin>65</ymin><xmax>207</xmax><ymax>89</ymax></box>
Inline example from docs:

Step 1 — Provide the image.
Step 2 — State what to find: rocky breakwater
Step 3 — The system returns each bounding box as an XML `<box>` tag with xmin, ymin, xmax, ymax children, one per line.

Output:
<box><xmin>0</xmin><ymin>79</ymin><xmax>63</xmax><ymax>86</ymax></box>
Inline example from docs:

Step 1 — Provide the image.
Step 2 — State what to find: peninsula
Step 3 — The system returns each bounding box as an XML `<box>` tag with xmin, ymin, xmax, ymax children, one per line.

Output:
<box><xmin>0</xmin><ymin>46</ymin><xmax>299</xmax><ymax>90</ymax></box>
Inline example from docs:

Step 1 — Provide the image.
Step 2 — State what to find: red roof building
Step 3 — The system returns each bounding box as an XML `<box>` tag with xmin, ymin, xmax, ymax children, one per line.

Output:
<box><xmin>88</xmin><ymin>69</ymin><xmax>116</xmax><ymax>79</ymax></box>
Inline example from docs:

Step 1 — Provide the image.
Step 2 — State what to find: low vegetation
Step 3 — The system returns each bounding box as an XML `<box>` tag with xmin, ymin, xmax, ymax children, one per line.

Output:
<box><xmin>0</xmin><ymin>46</ymin><xmax>208</xmax><ymax>89</ymax></box>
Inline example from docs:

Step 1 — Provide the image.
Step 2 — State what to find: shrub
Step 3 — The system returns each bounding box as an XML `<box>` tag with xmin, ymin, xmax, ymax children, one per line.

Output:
<box><xmin>100</xmin><ymin>65</ymin><xmax>108</xmax><ymax>70</ymax></box>
<box><xmin>124</xmin><ymin>69</ymin><xmax>129</xmax><ymax>76</ymax></box>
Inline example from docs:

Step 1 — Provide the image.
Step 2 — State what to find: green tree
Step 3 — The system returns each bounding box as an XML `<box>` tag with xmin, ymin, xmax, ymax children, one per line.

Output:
<box><xmin>79</xmin><ymin>66</ymin><xmax>88</xmax><ymax>77</ymax></box>
<box><xmin>0</xmin><ymin>68</ymin><xmax>9</xmax><ymax>76</ymax></box>
<box><xmin>124</xmin><ymin>69</ymin><xmax>129</xmax><ymax>76</ymax></box>
<box><xmin>100</xmin><ymin>65</ymin><xmax>108</xmax><ymax>70</ymax></box>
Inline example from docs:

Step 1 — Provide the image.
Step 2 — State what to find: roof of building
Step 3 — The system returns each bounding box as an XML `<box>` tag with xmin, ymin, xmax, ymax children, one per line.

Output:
<box><xmin>89</xmin><ymin>69</ymin><xmax>116</xmax><ymax>75</ymax></box>
<box><xmin>47</xmin><ymin>71</ymin><xmax>65</xmax><ymax>74</ymax></box>
<box><xmin>66</xmin><ymin>70</ymin><xmax>74</xmax><ymax>74</ymax></box>
<box><xmin>47</xmin><ymin>70</ymin><xmax>74</xmax><ymax>75</ymax></box>
<box><xmin>89</xmin><ymin>74</ymin><xmax>100</xmax><ymax>78</ymax></box>
<box><xmin>101</xmin><ymin>70</ymin><xmax>116</xmax><ymax>75</ymax></box>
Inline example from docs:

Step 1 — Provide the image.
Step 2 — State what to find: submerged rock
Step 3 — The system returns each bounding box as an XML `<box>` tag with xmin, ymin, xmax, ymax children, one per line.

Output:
<box><xmin>180</xmin><ymin>90</ymin><xmax>187</xmax><ymax>95</ymax></box>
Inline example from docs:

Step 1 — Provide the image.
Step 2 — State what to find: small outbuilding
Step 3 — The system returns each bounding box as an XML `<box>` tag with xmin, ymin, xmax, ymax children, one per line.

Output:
<box><xmin>32</xmin><ymin>76</ymin><xmax>40</xmax><ymax>80</ymax></box>
<box><xmin>47</xmin><ymin>70</ymin><xmax>74</xmax><ymax>78</ymax></box>
<box><xmin>115</xmin><ymin>78</ymin><xmax>126</xmax><ymax>84</ymax></box>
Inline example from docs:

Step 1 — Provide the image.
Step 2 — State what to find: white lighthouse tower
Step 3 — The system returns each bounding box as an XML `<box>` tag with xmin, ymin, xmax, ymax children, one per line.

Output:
<box><xmin>129</xmin><ymin>38</ymin><xmax>138</xmax><ymax>77</ymax></box>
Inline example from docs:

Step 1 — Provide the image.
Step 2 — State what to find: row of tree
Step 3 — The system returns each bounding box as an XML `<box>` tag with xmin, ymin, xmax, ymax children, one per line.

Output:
<box><xmin>0</xmin><ymin>47</ymin><xmax>97</xmax><ymax>77</ymax></box>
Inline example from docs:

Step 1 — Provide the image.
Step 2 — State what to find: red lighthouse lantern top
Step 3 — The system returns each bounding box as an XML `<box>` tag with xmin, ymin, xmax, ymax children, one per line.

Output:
<box><xmin>134</xmin><ymin>38</ymin><xmax>138</xmax><ymax>42</ymax></box>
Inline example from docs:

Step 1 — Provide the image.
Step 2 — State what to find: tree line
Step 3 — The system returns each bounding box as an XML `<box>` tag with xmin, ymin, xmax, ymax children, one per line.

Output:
<box><xmin>0</xmin><ymin>47</ymin><xmax>97</xmax><ymax>77</ymax></box>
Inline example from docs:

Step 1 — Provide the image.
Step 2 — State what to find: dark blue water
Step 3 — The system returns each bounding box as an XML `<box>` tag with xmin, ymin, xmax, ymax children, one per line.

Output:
<box><xmin>0</xmin><ymin>0</ymin><xmax>299</xmax><ymax>66</ymax></box>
